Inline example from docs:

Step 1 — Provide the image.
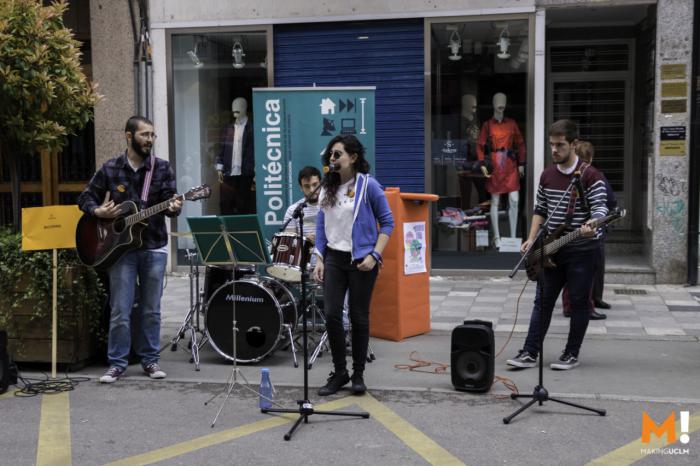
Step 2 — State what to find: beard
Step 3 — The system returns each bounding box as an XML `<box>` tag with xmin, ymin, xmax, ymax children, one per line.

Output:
<box><xmin>553</xmin><ymin>152</ymin><xmax>571</xmax><ymax>165</ymax></box>
<box><xmin>130</xmin><ymin>137</ymin><xmax>152</xmax><ymax>159</ymax></box>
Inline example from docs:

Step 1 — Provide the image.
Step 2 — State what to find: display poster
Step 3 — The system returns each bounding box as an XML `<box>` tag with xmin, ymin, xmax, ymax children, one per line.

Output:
<box><xmin>499</xmin><ymin>237</ymin><xmax>522</xmax><ymax>253</ymax></box>
<box><xmin>403</xmin><ymin>221</ymin><xmax>427</xmax><ymax>275</ymax></box>
<box><xmin>252</xmin><ymin>87</ymin><xmax>376</xmax><ymax>240</ymax></box>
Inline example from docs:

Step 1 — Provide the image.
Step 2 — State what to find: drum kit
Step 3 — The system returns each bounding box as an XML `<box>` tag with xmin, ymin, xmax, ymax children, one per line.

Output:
<box><xmin>167</xmin><ymin>230</ymin><xmax>338</xmax><ymax>370</ymax></box>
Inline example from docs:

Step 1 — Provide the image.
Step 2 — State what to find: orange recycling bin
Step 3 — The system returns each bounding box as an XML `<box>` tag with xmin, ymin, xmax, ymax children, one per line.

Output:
<box><xmin>370</xmin><ymin>188</ymin><xmax>438</xmax><ymax>341</ymax></box>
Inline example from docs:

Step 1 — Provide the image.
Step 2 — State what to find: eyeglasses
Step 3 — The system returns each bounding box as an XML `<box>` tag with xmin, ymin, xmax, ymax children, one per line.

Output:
<box><xmin>329</xmin><ymin>150</ymin><xmax>344</xmax><ymax>159</ymax></box>
<box><xmin>138</xmin><ymin>132</ymin><xmax>158</xmax><ymax>140</ymax></box>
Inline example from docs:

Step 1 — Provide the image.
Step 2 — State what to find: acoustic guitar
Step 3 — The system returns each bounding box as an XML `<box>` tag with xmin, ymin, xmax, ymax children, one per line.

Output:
<box><xmin>524</xmin><ymin>208</ymin><xmax>626</xmax><ymax>281</ymax></box>
<box><xmin>75</xmin><ymin>184</ymin><xmax>211</xmax><ymax>270</ymax></box>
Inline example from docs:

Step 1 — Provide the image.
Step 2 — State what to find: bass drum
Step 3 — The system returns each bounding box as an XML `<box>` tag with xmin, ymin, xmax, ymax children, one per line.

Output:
<box><xmin>205</xmin><ymin>276</ymin><xmax>297</xmax><ymax>363</ymax></box>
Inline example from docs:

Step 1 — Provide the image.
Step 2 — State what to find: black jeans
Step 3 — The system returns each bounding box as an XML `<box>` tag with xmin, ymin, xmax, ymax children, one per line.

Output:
<box><xmin>524</xmin><ymin>245</ymin><xmax>599</xmax><ymax>357</ymax></box>
<box><xmin>323</xmin><ymin>248</ymin><xmax>379</xmax><ymax>374</ymax></box>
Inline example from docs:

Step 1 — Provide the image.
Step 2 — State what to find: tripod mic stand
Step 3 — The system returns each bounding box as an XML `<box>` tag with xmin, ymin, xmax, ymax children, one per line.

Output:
<box><xmin>503</xmin><ymin>173</ymin><xmax>606</xmax><ymax>424</ymax></box>
<box><xmin>262</xmin><ymin>188</ymin><xmax>369</xmax><ymax>441</ymax></box>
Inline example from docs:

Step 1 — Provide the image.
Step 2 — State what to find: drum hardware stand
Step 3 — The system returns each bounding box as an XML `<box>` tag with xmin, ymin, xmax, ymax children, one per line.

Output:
<box><xmin>308</xmin><ymin>319</ymin><xmax>376</xmax><ymax>369</ymax></box>
<box><xmin>262</xmin><ymin>186</ymin><xmax>369</xmax><ymax>440</ymax></box>
<box><xmin>161</xmin><ymin>249</ymin><xmax>207</xmax><ymax>370</ymax></box>
<box><xmin>282</xmin><ymin>323</ymin><xmax>299</xmax><ymax>368</ymax></box>
<box><xmin>503</xmin><ymin>173</ymin><xmax>606</xmax><ymax>424</ymax></box>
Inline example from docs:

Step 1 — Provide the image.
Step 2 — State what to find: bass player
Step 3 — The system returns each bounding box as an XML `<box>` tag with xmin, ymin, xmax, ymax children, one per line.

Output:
<box><xmin>506</xmin><ymin>119</ymin><xmax>608</xmax><ymax>371</ymax></box>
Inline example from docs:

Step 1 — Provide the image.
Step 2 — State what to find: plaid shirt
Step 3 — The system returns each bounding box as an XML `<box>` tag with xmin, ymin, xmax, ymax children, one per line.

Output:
<box><xmin>77</xmin><ymin>151</ymin><xmax>179</xmax><ymax>250</ymax></box>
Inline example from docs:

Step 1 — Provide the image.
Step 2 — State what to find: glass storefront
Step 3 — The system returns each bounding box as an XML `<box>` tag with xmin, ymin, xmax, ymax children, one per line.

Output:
<box><xmin>169</xmin><ymin>30</ymin><xmax>270</xmax><ymax>263</ymax></box>
<box><xmin>429</xmin><ymin>18</ymin><xmax>531</xmax><ymax>268</ymax></box>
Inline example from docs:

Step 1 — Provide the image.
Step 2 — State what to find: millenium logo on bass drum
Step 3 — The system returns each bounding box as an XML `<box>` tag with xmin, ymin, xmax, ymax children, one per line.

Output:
<box><xmin>225</xmin><ymin>294</ymin><xmax>265</xmax><ymax>303</ymax></box>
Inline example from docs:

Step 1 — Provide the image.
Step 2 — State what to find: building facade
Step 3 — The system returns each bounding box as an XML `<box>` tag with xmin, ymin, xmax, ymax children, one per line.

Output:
<box><xmin>84</xmin><ymin>0</ymin><xmax>695</xmax><ymax>283</ymax></box>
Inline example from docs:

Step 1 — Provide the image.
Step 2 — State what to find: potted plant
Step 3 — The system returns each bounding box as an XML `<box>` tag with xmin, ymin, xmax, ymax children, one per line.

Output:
<box><xmin>0</xmin><ymin>230</ymin><xmax>107</xmax><ymax>368</ymax></box>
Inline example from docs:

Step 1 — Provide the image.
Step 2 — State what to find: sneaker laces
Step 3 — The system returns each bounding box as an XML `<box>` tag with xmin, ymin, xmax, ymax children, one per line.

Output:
<box><xmin>106</xmin><ymin>367</ymin><xmax>122</xmax><ymax>377</ymax></box>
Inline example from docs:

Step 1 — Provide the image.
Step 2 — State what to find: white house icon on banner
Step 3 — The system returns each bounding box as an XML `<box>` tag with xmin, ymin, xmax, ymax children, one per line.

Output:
<box><xmin>320</xmin><ymin>98</ymin><xmax>336</xmax><ymax>115</ymax></box>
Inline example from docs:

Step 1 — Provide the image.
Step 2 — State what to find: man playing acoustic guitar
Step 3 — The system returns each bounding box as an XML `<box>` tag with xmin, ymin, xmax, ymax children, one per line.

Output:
<box><xmin>77</xmin><ymin>116</ymin><xmax>182</xmax><ymax>383</ymax></box>
<box><xmin>507</xmin><ymin>119</ymin><xmax>608</xmax><ymax>371</ymax></box>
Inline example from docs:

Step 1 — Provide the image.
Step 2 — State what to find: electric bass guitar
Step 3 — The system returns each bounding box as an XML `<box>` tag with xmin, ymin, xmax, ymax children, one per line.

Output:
<box><xmin>524</xmin><ymin>208</ymin><xmax>626</xmax><ymax>281</ymax></box>
<box><xmin>75</xmin><ymin>184</ymin><xmax>211</xmax><ymax>270</ymax></box>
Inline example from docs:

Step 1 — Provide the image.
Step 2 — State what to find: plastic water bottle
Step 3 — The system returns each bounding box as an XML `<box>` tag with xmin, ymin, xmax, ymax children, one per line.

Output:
<box><xmin>259</xmin><ymin>368</ymin><xmax>273</xmax><ymax>410</ymax></box>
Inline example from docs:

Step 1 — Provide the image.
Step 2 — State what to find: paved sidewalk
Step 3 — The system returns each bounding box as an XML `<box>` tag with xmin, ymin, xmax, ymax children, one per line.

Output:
<box><xmin>161</xmin><ymin>272</ymin><xmax>700</xmax><ymax>338</ymax></box>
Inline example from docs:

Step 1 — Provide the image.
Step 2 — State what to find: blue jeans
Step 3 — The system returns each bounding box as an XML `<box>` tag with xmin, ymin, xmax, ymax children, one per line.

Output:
<box><xmin>523</xmin><ymin>246</ymin><xmax>599</xmax><ymax>357</ymax></box>
<box><xmin>107</xmin><ymin>249</ymin><xmax>167</xmax><ymax>370</ymax></box>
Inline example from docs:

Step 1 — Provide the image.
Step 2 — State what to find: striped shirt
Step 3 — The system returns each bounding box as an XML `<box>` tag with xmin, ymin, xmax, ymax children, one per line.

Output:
<box><xmin>283</xmin><ymin>199</ymin><xmax>319</xmax><ymax>239</ymax></box>
<box><xmin>534</xmin><ymin>159</ymin><xmax>608</xmax><ymax>250</ymax></box>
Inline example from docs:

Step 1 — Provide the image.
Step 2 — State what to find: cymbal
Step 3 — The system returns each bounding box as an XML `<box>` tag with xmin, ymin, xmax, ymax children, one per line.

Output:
<box><xmin>169</xmin><ymin>231</ymin><xmax>192</xmax><ymax>237</ymax></box>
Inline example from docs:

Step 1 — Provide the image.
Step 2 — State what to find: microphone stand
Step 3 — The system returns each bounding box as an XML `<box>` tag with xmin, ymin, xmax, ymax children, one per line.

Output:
<box><xmin>262</xmin><ymin>177</ymin><xmax>370</xmax><ymax>440</ymax></box>
<box><xmin>504</xmin><ymin>171</ymin><xmax>606</xmax><ymax>424</ymax></box>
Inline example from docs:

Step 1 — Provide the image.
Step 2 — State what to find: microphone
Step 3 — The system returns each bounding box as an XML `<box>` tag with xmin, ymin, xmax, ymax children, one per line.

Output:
<box><xmin>323</xmin><ymin>163</ymin><xmax>340</xmax><ymax>174</ymax></box>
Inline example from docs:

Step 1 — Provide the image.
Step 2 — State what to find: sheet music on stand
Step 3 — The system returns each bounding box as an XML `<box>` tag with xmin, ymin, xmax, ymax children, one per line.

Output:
<box><xmin>186</xmin><ymin>214</ymin><xmax>273</xmax><ymax>428</ymax></box>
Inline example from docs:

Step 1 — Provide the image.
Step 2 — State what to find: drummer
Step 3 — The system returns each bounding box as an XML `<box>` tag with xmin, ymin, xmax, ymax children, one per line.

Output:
<box><xmin>283</xmin><ymin>166</ymin><xmax>322</xmax><ymax>251</ymax></box>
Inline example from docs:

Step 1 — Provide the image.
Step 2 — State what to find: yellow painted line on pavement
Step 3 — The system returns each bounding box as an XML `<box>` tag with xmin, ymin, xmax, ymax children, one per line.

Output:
<box><xmin>356</xmin><ymin>394</ymin><xmax>466</xmax><ymax>466</ymax></box>
<box><xmin>586</xmin><ymin>411</ymin><xmax>700</xmax><ymax>466</ymax></box>
<box><xmin>105</xmin><ymin>396</ymin><xmax>359</xmax><ymax>466</ymax></box>
<box><xmin>0</xmin><ymin>390</ymin><xmax>18</xmax><ymax>400</ymax></box>
<box><xmin>107</xmin><ymin>394</ymin><xmax>465</xmax><ymax>466</ymax></box>
<box><xmin>36</xmin><ymin>392</ymin><xmax>71</xmax><ymax>466</ymax></box>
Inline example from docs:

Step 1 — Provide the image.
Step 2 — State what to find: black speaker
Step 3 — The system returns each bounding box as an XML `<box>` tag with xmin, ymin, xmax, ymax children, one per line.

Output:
<box><xmin>1</xmin><ymin>330</ymin><xmax>10</xmax><ymax>394</ymax></box>
<box><xmin>451</xmin><ymin>320</ymin><xmax>495</xmax><ymax>393</ymax></box>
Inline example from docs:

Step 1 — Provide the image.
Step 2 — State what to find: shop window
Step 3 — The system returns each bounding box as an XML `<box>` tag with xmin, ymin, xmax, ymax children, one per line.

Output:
<box><xmin>170</xmin><ymin>31</ymin><xmax>269</xmax><ymax>264</ymax></box>
<box><xmin>430</xmin><ymin>19</ymin><xmax>530</xmax><ymax>265</ymax></box>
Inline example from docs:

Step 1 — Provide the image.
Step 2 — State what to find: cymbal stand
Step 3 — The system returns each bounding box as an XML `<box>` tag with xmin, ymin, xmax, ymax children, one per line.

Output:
<box><xmin>262</xmin><ymin>186</ymin><xmax>369</xmax><ymax>440</ymax></box>
<box><xmin>162</xmin><ymin>249</ymin><xmax>206</xmax><ymax>370</ymax></box>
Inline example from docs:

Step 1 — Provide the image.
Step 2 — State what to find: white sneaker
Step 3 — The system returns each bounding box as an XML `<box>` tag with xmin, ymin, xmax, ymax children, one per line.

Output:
<box><xmin>99</xmin><ymin>366</ymin><xmax>124</xmax><ymax>383</ymax></box>
<box><xmin>143</xmin><ymin>362</ymin><xmax>166</xmax><ymax>379</ymax></box>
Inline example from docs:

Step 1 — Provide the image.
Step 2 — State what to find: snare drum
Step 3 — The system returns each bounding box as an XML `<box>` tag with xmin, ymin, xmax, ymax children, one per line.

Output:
<box><xmin>204</xmin><ymin>275</ymin><xmax>297</xmax><ymax>363</ymax></box>
<box><xmin>266</xmin><ymin>232</ymin><xmax>313</xmax><ymax>283</ymax></box>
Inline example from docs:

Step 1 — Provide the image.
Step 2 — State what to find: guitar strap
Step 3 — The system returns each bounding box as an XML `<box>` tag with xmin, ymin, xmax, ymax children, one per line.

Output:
<box><xmin>564</xmin><ymin>162</ymin><xmax>591</xmax><ymax>227</ymax></box>
<box><xmin>140</xmin><ymin>153</ymin><xmax>156</xmax><ymax>205</ymax></box>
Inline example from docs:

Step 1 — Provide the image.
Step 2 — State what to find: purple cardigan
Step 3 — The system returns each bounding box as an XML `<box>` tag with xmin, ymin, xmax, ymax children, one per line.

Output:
<box><xmin>315</xmin><ymin>173</ymin><xmax>394</xmax><ymax>262</ymax></box>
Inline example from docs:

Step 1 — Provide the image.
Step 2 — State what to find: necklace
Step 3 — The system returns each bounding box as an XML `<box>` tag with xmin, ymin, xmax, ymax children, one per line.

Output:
<box><xmin>346</xmin><ymin>177</ymin><xmax>356</xmax><ymax>199</ymax></box>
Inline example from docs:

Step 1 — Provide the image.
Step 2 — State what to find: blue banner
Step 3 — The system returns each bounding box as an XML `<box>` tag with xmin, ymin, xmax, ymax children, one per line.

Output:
<box><xmin>252</xmin><ymin>87</ymin><xmax>376</xmax><ymax>240</ymax></box>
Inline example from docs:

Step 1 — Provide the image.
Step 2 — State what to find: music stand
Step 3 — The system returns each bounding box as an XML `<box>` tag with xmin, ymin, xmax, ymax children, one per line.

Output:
<box><xmin>188</xmin><ymin>215</ymin><xmax>274</xmax><ymax>428</ymax></box>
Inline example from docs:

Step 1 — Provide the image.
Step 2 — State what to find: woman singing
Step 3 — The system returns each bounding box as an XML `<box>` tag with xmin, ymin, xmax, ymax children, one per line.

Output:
<box><xmin>313</xmin><ymin>135</ymin><xmax>394</xmax><ymax>396</ymax></box>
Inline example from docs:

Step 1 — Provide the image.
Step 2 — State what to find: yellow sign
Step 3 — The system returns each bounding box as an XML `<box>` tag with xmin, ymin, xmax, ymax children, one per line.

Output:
<box><xmin>660</xmin><ymin>141</ymin><xmax>686</xmax><ymax>156</ymax></box>
<box><xmin>661</xmin><ymin>99</ymin><xmax>687</xmax><ymax>114</ymax></box>
<box><xmin>21</xmin><ymin>205</ymin><xmax>83</xmax><ymax>251</ymax></box>
<box><xmin>661</xmin><ymin>82</ymin><xmax>688</xmax><ymax>98</ymax></box>
<box><xmin>660</xmin><ymin>64</ymin><xmax>686</xmax><ymax>80</ymax></box>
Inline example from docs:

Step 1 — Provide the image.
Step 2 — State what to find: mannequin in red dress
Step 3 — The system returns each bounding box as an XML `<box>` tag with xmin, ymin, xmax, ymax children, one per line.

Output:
<box><xmin>477</xmin><ymin>93</ymin><xmax>526</xmax><ymax>248</ymax></box>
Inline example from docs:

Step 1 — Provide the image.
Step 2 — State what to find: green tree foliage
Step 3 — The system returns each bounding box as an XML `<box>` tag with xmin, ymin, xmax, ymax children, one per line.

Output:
<box><xmin>0</xmin><ymin>0</ymin><xmax>100</xmax><ymax>228</ymax></box>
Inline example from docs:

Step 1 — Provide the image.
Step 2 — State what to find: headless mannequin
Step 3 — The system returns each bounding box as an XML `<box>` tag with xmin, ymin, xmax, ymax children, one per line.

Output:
<box><xmin>478</xmin><ymin>93</ymin><xmax>525</xmax><ymax>248</ymax></box>
<box><xmin>460</xmin><ymin>94</ymin><xmax>488</xmax><ymax>206</ymax></box>
<box><xmin>216</xmin><ymin>97</ymin><xmax>255</xmax><ymax>214</ymax></box>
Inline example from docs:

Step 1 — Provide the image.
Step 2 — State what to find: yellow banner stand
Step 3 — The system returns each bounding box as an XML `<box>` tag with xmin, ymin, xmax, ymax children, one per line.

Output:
<box><xmin>21</xmin><ymin>205</ymin><xmax>83</xmax><ymax>378</ymax></box>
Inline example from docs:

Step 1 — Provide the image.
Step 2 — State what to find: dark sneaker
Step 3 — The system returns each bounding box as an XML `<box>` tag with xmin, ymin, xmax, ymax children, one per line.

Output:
<box><xmin>506</xmin><ymin>350</ymin><xmax>537</xmax><ymax>368</ymax></box>
<box><xmin>350</xmin><ymin>372</ymin><xmax>366</xmax><ymax>395</ymax></box>
<box><xmin>143</xmin><ymin>362</ymin><xmax>166</xmax><ymax>379</ymax></box>
<box><xmin>99</xmin><ymin>366</ymin><xmax>124</xmax><ymax>384</ymax></box>
<box><xmin>550</xmin><ymin>352</ymin><xmax>579</xmax><ymax>370</ymax></box>
<box><xmin>318</xmin><ymin>370</ymin><xmax>350</xmax><ymax>396</ymax></box>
